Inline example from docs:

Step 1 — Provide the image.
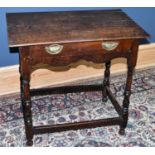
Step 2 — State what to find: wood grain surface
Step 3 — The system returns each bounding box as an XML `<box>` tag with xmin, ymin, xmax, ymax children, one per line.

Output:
<box><xmin>6</xmin><ymin>9</ymin><xmax>149</xmax><ymax>47</ymax></box>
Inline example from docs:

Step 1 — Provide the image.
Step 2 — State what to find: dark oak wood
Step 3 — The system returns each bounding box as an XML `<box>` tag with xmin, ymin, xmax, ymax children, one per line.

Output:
<box><xmin>33</xmin><ymin>117</ymin><xmax>123</xmax><ymax>134</ymax></box>
<box><xmin>30</xmin><ymin>84</ymin><xmax>103</xmax><ymax>96</ymax></box>
<box><xmin>6</xmin><ymin>9</ymin><xmax>149</xmax><ymax>146</ymax></box>
<box><xmin>19</xmin><ymin>39</ymin><xmax>133</xmax><ymax>67</ymax></box>
<box><xmin>119</xmin><ymin>42</ymin><xmax>139</xmax><ymax>135</ymax></box>
<box><xmin>106</xmin><ymin>86</ymin><xmax>122</xmax><ymax>116</ymax></box>
<box><xmin>7</xmin><ymin>9</ymin><xmax>149</xmax><ymax>47</ymax></box>
<box><xmin>19</xmin><ymin>48</ymin><xmax>33</xmax><ymax>146</ymax></box>
<box><xmin>102</xmin><ymin>61</ymin><xmax>111</xmax><ymax>102</ymax></box>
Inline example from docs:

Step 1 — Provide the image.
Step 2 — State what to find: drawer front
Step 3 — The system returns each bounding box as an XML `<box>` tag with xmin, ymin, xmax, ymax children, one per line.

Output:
<box><xmin>29</xmin><ymin>39</ymin><xmax>133</xmax><ymax>67</ymax></box>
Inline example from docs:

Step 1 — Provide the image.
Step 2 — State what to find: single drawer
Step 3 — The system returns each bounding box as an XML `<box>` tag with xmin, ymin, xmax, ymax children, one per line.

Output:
<box><xmin>29</xmin><ymin>39</ymin><xmax>133</xmax><ymax>67</ymax></box>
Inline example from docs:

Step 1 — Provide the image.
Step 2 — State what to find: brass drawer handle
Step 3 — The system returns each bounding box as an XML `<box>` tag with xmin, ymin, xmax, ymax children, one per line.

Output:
<box><xmin>45</xmin><ymin>44</ymin><xmax>63</xmax><ymax>55</ymax></box>
<box><xmin>102</xmin><ymin>41</ymin><xmax>119</xmax><ymax>51</ymax></box>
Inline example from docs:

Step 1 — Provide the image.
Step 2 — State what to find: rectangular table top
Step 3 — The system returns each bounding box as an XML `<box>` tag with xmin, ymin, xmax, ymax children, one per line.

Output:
<box><xmin>6</xmin><ymin>9</ymin><xmax>149</xmax><ymax>47</ymax></box>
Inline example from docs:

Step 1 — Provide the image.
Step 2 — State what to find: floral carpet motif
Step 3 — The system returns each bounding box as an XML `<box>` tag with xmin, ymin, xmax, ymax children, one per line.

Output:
<box><xmin>0</xmin><ymin>67</ymin><xmax>155</xmax><ymax>147</ymax></box>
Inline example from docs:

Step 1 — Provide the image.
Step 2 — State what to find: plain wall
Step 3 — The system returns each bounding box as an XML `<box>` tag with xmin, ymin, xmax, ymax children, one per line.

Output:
<box><xmin>0</xmin><ymin>7</ymin><xmax>155</xmax><ymax>67</ymax></box>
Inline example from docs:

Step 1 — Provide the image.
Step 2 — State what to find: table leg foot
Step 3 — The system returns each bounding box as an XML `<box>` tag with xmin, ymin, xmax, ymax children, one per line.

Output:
<box><xmin>26</xmin><ymin>140</ymin><xmax>33</xmax><ymax>146</ymax></box>
<box><xmin>119</xmin><ymin>128</ymin><xmax>125</xmax><ymax>135</ymax></box>
<box><xmin>102</xmin><ymin>96</ymin><xmax>108</xmax><ymax>102</ymax></box>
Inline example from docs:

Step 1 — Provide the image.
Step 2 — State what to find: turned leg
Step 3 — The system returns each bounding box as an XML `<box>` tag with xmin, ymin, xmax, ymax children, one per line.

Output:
<box><xmin>119</xmin><ymin>42</ymin><xmax>139</xmax><ymax>135</ymax></box>
<box><xmin>119</xmin><ymin>65</ymin><xmax>134</xmax><ymax>135</ymax></box>
<box><xmin>21</xmin><ymin>78</ymin><xmax>33</xmax><ymax>146</ymax></box>
<box><xmin>102</xmin><ymin>61</ymin><xmax>111</xmax><ymax>102</ymax></box>
<box><xmin>19</xmin><ymin>50</ymin><xmax>33</xmax><ymax>146</ymax></box>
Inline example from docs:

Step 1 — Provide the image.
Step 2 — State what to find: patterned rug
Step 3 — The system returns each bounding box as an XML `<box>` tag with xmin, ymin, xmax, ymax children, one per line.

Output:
<box><xmin>0</xmin><ymin>67</ymin><xmax>155</xmax><ymax>147</ymax></box>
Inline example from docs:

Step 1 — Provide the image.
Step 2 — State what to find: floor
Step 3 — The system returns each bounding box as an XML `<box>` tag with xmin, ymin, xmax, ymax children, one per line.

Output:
<box><xmin>0</xmin><ymin>67</ymin><xmax>155</xmax><ymax>146</ymax></box>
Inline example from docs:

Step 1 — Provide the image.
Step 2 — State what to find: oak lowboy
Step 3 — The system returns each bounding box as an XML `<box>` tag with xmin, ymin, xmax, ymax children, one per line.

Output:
<box><xmin>6</xmin><ymin>9</ymin><xmax>149</xmax><ymax>146</ymax></box>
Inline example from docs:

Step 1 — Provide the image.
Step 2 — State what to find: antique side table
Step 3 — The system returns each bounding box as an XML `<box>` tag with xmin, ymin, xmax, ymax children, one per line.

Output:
<box><xmin>6</xmin><ymin>9</ymin><xmax>149</xmax><ymax>146</ymax></box>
